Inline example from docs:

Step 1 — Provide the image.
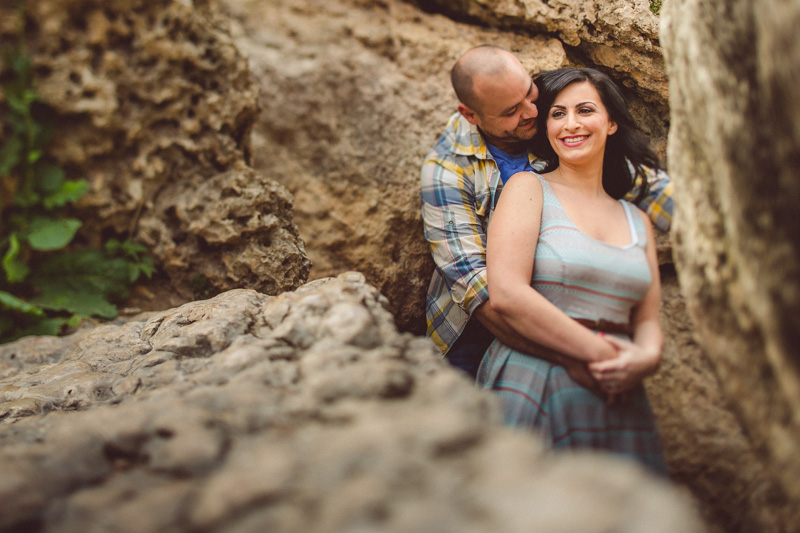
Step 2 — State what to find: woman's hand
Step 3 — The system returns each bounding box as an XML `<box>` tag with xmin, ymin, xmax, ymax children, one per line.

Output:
<box><xmin>587</xmin><ymin>334</ymin><xmax>660</xmax><ymax>395</ymax></box>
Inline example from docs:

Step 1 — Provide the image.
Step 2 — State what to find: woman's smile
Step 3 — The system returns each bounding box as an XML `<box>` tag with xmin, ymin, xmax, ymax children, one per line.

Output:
<box><xmin>560</xmin><ymin>134</ymin><xmax>589</xmax><ymax>146</ymax></box>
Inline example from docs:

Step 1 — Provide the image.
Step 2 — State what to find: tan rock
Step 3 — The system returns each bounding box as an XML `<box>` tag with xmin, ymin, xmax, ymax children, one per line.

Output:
<box><xmin>0</xmin><ymin>275</ymin><xmax>703</xmax><ymax>532</ymax></box>
<box><xmin>0</xmin><ymin>0</ymin><xmax>310</xmax><ymax>299</ymax></box>
<box><xmin>662</xmin><ymin>0</ymin><xmax>800</xmax><ymax>529</ymax></box>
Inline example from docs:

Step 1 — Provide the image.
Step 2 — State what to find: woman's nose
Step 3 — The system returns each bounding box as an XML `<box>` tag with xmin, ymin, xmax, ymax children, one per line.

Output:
<box><xmin>565</xmin><ymin>112</ymin><xmax>580</xmax><ymax>130</ymax></box>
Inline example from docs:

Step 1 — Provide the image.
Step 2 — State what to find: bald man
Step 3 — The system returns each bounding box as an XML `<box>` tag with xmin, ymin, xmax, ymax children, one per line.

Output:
<box><xmin>420</xmin><ymin>45</ymin><xmax>673</xmax><ymax>384</ymax></box>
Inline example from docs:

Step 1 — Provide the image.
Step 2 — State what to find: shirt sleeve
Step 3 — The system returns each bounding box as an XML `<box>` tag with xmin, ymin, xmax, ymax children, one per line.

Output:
<box><xmin>420</xmin><ymin>156</ymin><xmax>490</xmax><ymax>316</ymax></box>
<box><xmin>626</xmin><ymin>166</ymin><xmax>674</xmax><ymax>233</ymax></box>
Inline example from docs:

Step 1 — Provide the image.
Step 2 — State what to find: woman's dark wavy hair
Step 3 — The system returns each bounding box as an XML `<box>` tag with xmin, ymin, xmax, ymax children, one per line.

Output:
<box><xmin>531</xmin><ymin>67</ymin><xmax>661</xmax><ymax>202</ymax></box>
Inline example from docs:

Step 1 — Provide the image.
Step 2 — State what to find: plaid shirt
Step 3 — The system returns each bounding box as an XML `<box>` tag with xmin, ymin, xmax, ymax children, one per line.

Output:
<box><xmin>420</xmin><ymin>112</ymin><xmax>674</xmax><ymax>355</ymax></box>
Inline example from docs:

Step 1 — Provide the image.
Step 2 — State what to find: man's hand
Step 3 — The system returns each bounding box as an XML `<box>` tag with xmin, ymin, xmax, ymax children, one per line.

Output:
<box><xmin>473</xmin><ymin>302</ymin><xmax>607</xmax><ymax>397</ymax></box>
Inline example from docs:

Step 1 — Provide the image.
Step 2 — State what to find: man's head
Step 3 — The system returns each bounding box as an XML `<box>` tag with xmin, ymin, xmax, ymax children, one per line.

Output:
<box><xmin>451</xmin><ymin>45</ymin><xmax>539</xmax><ymax>153</ymax></box>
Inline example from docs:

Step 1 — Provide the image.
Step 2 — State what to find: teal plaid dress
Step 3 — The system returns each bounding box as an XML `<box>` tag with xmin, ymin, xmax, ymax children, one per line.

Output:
<box><xmin>477</xmin><ymin>175</ymin><xmax>666</xmax><ymax>474</ymax></box>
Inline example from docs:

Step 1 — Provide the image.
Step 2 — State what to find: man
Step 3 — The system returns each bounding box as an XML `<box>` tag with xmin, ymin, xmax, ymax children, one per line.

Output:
<box><xmin>420</xmin><ymin>45</ymin><xmax>673</xmax><ymax>383</ymax></box>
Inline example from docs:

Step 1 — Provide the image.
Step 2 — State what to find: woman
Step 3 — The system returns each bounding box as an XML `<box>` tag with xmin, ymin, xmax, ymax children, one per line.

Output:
<box><xmin>477</xmin><ymin>67</ymin><xmax>667</xmax><ymax>473</ymax></box>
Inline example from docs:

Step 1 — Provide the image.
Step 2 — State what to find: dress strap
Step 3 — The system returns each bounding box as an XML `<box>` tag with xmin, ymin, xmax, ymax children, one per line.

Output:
<box><xmin>621</xmin><ymin>201</ymin><xmax>647</xmax><ymax>249</ymax></box>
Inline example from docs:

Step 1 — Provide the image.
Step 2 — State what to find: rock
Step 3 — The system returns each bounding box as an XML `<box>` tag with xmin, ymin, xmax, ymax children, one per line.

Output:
<box><xmin>0</xmin><ymin>274</ymin><xmax>703</xmax><ymax>532</ymax></box>
<box><xmin>646</xmin><ymin>270</ymin><xmax>784</xmax><ymax>531</ymax></box>
<box><xmin>662</xmin><ymin>0</ymin><xmax>800</xmax><ymax>529</ymax></box>
<box><xmin>0</xmin><ymin>0</ymin><xmax>311</xmax><ymax>299</ymax></box>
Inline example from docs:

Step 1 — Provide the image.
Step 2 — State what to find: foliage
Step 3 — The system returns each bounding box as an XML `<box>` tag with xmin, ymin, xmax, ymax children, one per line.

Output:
<box><xmin>650</xmin><ymin>0</ymin><xmax>663</xmax><ymax>15</ymax></box>
<box><xmin>0</xmin><ymin>35</ymin><xmax>154</xmax><ymax>343</ymax></box>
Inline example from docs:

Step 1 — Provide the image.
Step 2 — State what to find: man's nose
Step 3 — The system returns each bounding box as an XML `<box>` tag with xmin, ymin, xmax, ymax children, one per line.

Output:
<box><xmin>521</xmin><ymin>99</ymin><xmax>538</xmax><ymax>120</ymax></box>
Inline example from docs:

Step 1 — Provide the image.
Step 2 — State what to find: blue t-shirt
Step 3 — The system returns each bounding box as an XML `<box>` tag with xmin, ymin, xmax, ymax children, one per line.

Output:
<box><xmin>486</xmin><ymin>143</ymin><xmax>536</xmax><ymax>184</ymax></box>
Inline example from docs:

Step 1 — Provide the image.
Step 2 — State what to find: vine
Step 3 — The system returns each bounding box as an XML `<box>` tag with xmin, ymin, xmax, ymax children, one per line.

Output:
<box><xmin>0</xmin><ymin>9</ymin><xmax>154</xmax><ymax>343</ymax></box>
<box><xmin>650</xmin><ymin>0</ymin><xmax>663</xmax><ymax>15</ymax></box>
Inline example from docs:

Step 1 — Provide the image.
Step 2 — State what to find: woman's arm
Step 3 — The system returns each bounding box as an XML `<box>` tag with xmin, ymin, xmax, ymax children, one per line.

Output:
<box><xmin>588</xmin><ymin>211</ymin><xmax>663</xmax><ymax>392</ymax></box>
<box><xmin>487</xmin><ymin>172</ymin><xmax>617</xmax><ymax>364</ymax></box>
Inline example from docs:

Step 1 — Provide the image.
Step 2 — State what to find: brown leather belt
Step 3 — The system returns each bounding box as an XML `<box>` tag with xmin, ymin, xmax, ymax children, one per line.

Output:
<box><xmin>572</xmin><ymin>317</ymin><xmax>632</xmax><ymax>336</ymax></box>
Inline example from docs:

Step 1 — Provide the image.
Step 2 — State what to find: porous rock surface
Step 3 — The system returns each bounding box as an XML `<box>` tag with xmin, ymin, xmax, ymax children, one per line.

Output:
<box><xmin>0</xmin><ymin>0</ymin><xmax>310</xmax><ymax>299</ymax></box>
<box><xmin>662</xmin><ymin>0</ymin><xmax>800</xmax><ymax>529</ymax></box>
<box><xmin>0</xmin><ymin>274</ymin><xmax>702</xmax><ymax>533</ymax></box>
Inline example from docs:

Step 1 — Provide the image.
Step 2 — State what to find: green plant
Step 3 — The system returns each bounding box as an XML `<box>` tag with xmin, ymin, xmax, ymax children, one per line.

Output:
<box><xmin>650</xmin><ymin>0</ymin><xmax>663</xmax><ymax>15</ymax></box>
<box><xmin>0</xmin><ymin>38</ymin><xmax>154</xmax><ymax>343</ymax></box>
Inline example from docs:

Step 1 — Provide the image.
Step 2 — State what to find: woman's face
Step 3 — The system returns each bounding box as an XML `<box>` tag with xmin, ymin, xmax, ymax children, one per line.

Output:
<box><xmin>545</xmin><ymin>81</ymin><xmax>618</xmax><ymax>167</ymax></box>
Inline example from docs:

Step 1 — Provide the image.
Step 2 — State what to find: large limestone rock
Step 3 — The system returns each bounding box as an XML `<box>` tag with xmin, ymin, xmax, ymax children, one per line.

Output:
<box><xmin>0</xmin><ymin>0</ymin><xmax>310</xmax><ymax>298</ymax></box>
<box><xmin>0</xmin><ymin>275</ymin><xmax>703</xmax><ymax>532</ymax></box>
<box><xmin>661</xmin><ymin>0</ymin><xmax>800</xmax><ymax>529</ymax></box>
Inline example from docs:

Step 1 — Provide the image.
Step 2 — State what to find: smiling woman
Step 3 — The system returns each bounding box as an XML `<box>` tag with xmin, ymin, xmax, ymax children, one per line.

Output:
<box><xmin>545</xmin><ymin>81</ymin><xmax>618</xmax><ymax>172</ymax></box>
<box><xmin>477</xmin><ymin>67</ymin><xmax>670</xmax><ymax>474</ymax></box>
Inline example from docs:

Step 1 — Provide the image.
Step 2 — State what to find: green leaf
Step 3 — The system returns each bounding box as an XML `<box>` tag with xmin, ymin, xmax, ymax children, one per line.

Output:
<box><xmin>14</xmin><ymin>188</ymin><xmax>41</xmax><ymax>208</ymax></box>
<box><xmin>2</xmin><ymin>233</ymin><xmax>29</xmax><ymax>282</ymax></box>
<box><xmin>14</xmin><ymin>317</ymin><xmax>68</xmax><ymax>340</ymax></box>
<box><xmin>30</xmin><ymin>279</ymin><xmax>117</xmax><ymax>318</ymax></box>
<box><xmin>66</xmin><ymin>314</ymin><xmax>84</xmax><ymax>328</ymax></box>
<box><xmin>42</xmin><ymin>179</ymin><xmax>88</xmax><ymax>209</ymax></box>
<box><xmin>0</xmin><ymin>135</ymin><xmax>23</xmax><ymax>176</ymax></box>
<box><xmin>34</xmin><ymin>163</ymin><xmax>64</xmax><ymax>193</ymax></box>
<box><xmin>0</xmin><ymin>290</ymin><xmax>43</xmax><ymax>316</ymax></box>
<box><xmin>26</xmin><ymin>216</ymin><xmax>82</xmax><ymax>250</ymax></box>
<box><xmin>27</xmin><ymin>149</ymin><xmax>43</xmax><ymax>165</ymax></box>
<box><xmin>30</xmin><ymin>249</ymin><xmax>139</xmax><ymax>304</ymax></box>
<box><xmin>136</xmin><ymin>256</ymin><xmax>155</xmax><ymax>279</ymax></box>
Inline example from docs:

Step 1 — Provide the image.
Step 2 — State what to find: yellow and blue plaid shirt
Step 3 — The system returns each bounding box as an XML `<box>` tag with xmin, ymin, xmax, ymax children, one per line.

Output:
<box><xmin>420</xmin><ymin>112</ymin><xmax>674</xmax><ymax>355</ymax></box>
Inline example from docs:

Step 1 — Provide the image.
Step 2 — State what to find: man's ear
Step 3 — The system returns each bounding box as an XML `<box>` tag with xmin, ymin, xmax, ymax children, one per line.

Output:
<box><xmin>457</xmin><ymin>103</ymin><xmax>480</xmax><ymax>126</ymax></box>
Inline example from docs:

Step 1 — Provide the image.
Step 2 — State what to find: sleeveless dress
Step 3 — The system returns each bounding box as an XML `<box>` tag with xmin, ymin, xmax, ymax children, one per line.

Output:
<box><xmin>477</xmin><ymin>174</ymin><xmax>667</xmax><ymax>474</ymax></box>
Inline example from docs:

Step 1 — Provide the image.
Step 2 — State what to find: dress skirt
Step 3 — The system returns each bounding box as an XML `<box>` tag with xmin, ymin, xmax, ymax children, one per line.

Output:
<box><xmin>478</xmin><ymin>338</ymin><xmax>667</xmax><ymax>475</ymax></box>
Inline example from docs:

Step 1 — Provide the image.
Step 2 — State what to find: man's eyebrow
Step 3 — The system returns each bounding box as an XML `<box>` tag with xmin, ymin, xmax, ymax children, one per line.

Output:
<box><xmin>500</xmin><ymin>80</ymin><xmax>535</xmax><ymax>115</ymax></box>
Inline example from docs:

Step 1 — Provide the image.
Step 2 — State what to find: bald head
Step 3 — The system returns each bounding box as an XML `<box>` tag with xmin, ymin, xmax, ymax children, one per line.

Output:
<box><xmin>451</xmin><ymin>45</ymin><xmax>526</xmax><ymax>112</ymax></box>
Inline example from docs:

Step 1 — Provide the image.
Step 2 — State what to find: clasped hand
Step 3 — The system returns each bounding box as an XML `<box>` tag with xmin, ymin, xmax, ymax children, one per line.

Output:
<box><xmin>587</xmin><ymin>334</ymin><xmax>660</xmax><ymax>401</ymax></box>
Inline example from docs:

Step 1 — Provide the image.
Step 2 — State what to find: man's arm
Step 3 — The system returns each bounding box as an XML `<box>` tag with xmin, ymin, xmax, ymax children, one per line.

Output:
<box><xmin>420</xmin><ymin>154</ymin><xmax>491</xmax><ymax>318</ymax></box>
<box><xmin>626</xmin><ymin>165</ymin><xmax>673</xmax><ymax>232</ymax></box>
<box><xmin>472</xmin><ymin>302</ymin><xmax>603</xmax><ymax>394</ymax></box>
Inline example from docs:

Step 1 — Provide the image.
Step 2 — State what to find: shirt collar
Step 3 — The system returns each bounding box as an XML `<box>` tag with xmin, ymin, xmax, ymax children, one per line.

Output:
<box><xmin>449</xmin><ymin>113</ymin><xmax>490</xmax><ymax>160</ymax></box>
<box><xmin>447</xmin><ymin>112</ymin><xmax>542</xmax><ymax>167</ymax></box>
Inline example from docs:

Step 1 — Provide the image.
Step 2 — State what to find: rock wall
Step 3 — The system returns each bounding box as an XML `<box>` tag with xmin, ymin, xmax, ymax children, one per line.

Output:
<box><xmin>662</xmin><ymin>0</ymin><xmax>800</xmax><ymax>529</ymax></box>
<box><xmin>0</xmin><ymin>274</ymin><xmax>703</xmax><ymax>532</ymax></box>
<box><xmin>0</xmin><ymin>0</ymin><xmax>310</xmax><ymax>300</ymax></box>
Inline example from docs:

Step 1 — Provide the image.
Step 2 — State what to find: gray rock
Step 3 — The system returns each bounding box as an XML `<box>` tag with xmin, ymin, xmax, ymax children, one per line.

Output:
<box><xmin>0</xmin><ymin>274</ymin><xmax>702</xmax><ymax>532</ymax></box>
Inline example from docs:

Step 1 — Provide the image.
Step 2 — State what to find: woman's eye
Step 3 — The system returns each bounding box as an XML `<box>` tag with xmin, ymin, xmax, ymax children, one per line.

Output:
<box><xmin>550</xmin><ymin>110</ymin><xmax>565</xmax><ymax>118</ymax></box>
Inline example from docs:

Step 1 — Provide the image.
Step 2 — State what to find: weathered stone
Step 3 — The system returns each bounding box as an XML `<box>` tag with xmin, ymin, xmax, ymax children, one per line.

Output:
<box><xmin>661</xmin><ymin>0</ymin><xmax>800</xmax><ymax>529</ymax></box>
<box><xmin>0</xmin><ymin>275</ymin><xmax>703</xmax><ymax>532</ymax></box>
<box><xmin>0</xmin><ymin>0</ymin><xmax>310</xmax><ymax>299</ymax></box>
